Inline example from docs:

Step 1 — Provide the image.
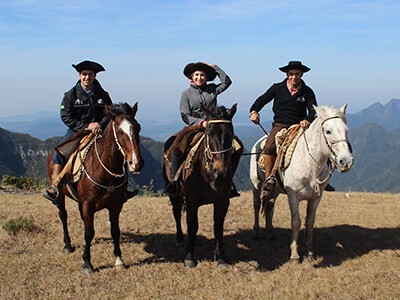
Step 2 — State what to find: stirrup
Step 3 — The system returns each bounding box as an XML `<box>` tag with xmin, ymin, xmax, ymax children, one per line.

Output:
<box><xmin>42</xmin><ymin>185</ymin><xmax>60</xmax><ymax>206</ymax></box>
<box><xmin>262</xmin><ymin>176</ymin><xmax>277</xmax><ymax>191</ymax></box>
<box><xmin>165</xmin><ymin>181</ymin><xmax>178</xmax><ymax>197</ymax></box>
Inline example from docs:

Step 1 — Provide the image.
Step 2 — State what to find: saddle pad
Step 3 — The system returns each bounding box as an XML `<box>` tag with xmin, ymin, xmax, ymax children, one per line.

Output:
<box><xmin>277</xmin><ymin>124</ymin><xmax>304</xmax><ymax>171</ymax></box>
<box><xmin>69</xmin><ymin>135</ymin><xmax>96</xmax><ymax>183</ymax></box>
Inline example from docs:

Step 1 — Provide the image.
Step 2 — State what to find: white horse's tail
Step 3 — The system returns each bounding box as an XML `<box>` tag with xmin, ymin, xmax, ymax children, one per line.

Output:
<box><xmin>250</xmin><ymin>135</ymin><xmax>268</xmax><ymax>189</ymax></box>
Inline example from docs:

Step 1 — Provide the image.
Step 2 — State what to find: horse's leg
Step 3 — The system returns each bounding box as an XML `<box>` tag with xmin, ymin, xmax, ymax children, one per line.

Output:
<box><xmin>80</xmin><ymin>203</ymin><xmax>96</xmax><ymax>274</ymax></box>
<box><xmin>184</xmin><ymin>205</ymin><xmax>199</xmax><ymax>268</ymax></box>
<box><xmin>252</xmin><ymin>185</ymin><xmax>261</xmax><ymax>240</ymax></box>
<box><xmin>288</xmin><ymin>194</ymin><xmax>301</xmax><ymax>263</ymax></box>
<box><xmin>57</xmin><ymin>194</ymin><xmax>74</xmax><ymax>253</ymax></box>
<box><xmin>265</xmin><ymin>191</ymin><xmax>277</xmax><ymax>241</ymax></box>
<box><xmin>170</xmin><ymin>195</ymin><xmax>184</xmax><ymax>246</ymax></box>
<box><xmin>109</xmin><ymin>204</ymin><xmax>125</xmax><ymax>271</ymax></box>
<box><xmin>305</xmin><ymin>198</ymin><xmax>321</xmax><ymax>261</ymax></box>
<box><xmin>213</xmin><ymin>198</ymin><xmax>230</xmax><ymax>266</ymax></box>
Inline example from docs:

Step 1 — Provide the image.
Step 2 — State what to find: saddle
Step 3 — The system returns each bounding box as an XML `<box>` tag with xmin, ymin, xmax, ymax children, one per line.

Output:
<box><xmin>258</xmin><ymin>124</ymin><xmax>304</xmax><ymax>175</ymax></box>
<box><xmin>53</xmin><ymin>131</ymin><xmax>96</xmax><ymax>188</ymax></box>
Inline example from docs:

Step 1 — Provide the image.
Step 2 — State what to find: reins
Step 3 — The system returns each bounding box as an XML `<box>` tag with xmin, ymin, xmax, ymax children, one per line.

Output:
<box><xmin>204</xmin><ymin>120</ymin><xmax>234</xmax><ymax>160</ymax></box>
<box><xmin>82</xmin><ymin>121</ymin><xmax>129</xmax><ymax>190</ymax></box>
<box><xmin>303</xmin><ymin>115</ymin><xmax>350</xmax><ymax>194</ymax></box>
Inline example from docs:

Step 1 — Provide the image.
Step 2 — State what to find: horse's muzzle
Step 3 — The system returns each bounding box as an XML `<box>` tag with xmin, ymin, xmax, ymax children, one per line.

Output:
<box><xmin>337</xmin><ymin>156</ymin><xmax>354</xmax><ymax>173</ymax></box>
<box><xmin>127</xmin><ymin>159</ymin><xmax>144</xmax><ymax>174</ymax></box>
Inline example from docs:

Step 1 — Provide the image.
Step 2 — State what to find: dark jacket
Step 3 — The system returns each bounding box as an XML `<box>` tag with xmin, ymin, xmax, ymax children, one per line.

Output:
<box><xmin>250</xmin><ymin>79</ymin><xmax>317</xmax><ymax>125</ymax></box>
<box><xmin>60</xmin><ymin>79</ymin><xmax>112</xmax><ymax>131</ymax></box>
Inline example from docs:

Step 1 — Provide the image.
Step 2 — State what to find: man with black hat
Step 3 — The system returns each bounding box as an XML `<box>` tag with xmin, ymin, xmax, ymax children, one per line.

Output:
<box><xmin>249</xmin><ymin>61</ymin><xmax>335</xmax><ymax>192</ymax></box>
<box><xmin>44</xmin><ymin>60</ymin><xmax>137</xmax><ymax>204</ymax></box>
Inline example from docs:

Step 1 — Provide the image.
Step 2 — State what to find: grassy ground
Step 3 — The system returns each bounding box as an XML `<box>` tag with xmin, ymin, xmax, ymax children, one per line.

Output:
<box><xmin>0</xmin><ymin>191</ymin><xmax>399</xmax><ymax>299</ymax></box>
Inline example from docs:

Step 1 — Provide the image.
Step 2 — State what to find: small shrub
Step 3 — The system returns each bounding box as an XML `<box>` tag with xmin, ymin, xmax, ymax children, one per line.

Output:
<box><xmin>1</xmin><ymin>174</ymin><xmax>45</xmax><ymax>191</ymax></box>
<box><xmin>2</xmin><ymin>215</ymin><xmax>35</xmax><ymax>235</ymax></box>
<box><xmin>141</xmin><ymin>179</ymin><xmax>159</xmax><ymax>197</ymax></box>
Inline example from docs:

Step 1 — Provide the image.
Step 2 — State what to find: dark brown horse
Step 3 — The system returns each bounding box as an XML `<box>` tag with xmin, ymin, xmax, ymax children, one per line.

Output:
<box><xmin>163</xmin><ymin>104</ymin><xmax>243</xmax><ymax>268</ymax></box>
<box><xmin>47</xmin><ymin>102</ymin><xmax>144</xmax><ymax>273</ymax></box>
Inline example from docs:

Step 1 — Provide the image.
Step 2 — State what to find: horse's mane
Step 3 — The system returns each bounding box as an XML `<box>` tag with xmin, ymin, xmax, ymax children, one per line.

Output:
<box><xmin>106</xmin><ymin>102</ymin><xmax>135</xmax><ymax>120</ymax></box>
<box><xmin>207</xmin><ymin>105</ymin><xmax>231</xmax><ymax>120</ymax></box>
<box><xmin>315</xmin><ymin>105</ymin><xmax>346</xmax><ymax>123</ymax></box>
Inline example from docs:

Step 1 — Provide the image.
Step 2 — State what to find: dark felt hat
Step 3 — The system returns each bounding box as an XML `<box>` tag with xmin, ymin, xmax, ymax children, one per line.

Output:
<box><xmin>279</xmin><ymin>61</ymin><xmax>310</xmax><ymax>73</ymax></box>
<box><xmin>183</xmin><ymin>62</ymin><xmax>217</xmax><ymax>81</ymax></box>
<box><xmin>72</xmin><ymin>60</ymin><xmax>105</xmax><ymax>73</ymax></box>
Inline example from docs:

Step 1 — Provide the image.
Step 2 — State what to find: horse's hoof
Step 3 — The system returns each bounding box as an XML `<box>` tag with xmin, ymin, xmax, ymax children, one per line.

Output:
<box><xmin>63</xmin><ymin>246</ymin><xmax>75</xmax><ymax>254</ymax></box>
<box><xmin>115</xmin><ymin>257</ymin><xmax>125</xmax><ymax>271</ymax></box>
<box><xmin>115</xmin><ymin>264</ymin><xmax>125</xmax><ymax>271</ymax></box>
<box><xmin>83</xmin><ymin>267</ymin><xmax>94</xmax><ymax>275</ymax></box>
<box><xmin>217</xmin><ymin>259</ymin><xmax>231</xmax><ymax>268</ymax></box>
<box><xmin>184</xmin><ymin>259</ymin><xmax>197</xmax><ymax>268</ymax></box>
<box><xmin>307</xmin><ymin>252</ymin><xmax>315</xmax><ymax>262</ymax></box>
<box><xmin>290</xmin><ymin>257</ymin><xmax>300</xmax><ymax>265</ymax></box>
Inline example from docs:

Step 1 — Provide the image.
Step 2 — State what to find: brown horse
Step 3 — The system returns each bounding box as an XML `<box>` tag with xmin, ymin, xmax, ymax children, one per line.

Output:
<box><xmin>163</xmin><ymin>104</ymin><xmax>243</xmax><ymax>268</ymax></box>
<box><xmin>47</xmin><ymin>102</ymin><xmax>144</xmax><ymax>273</ymax></box>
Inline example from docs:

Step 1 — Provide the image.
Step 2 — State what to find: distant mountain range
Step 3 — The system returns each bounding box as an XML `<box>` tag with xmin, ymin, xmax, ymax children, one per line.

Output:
<box><xmin>0</xmin><ymin>99</ymin><xmax>399</xmax><ymax>193</ymax></box>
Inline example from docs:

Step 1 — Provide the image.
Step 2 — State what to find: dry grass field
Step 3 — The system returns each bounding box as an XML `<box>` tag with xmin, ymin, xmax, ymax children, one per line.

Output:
<box><xmin>0</xmin><ymin>190</ymin><xmax>399</xmax><ymax>299</ymax></box>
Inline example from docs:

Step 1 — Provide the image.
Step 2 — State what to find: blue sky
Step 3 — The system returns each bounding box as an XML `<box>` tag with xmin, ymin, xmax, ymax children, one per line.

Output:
<box><xmin>0</xmin><ymin>0</ymin><xmax>399</xmax><ymax>120</ymax></box>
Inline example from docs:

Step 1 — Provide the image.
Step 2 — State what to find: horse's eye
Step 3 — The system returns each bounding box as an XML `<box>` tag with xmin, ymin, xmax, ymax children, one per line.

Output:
<box><xmin>325</xmin><ymin>130</ymin><xmax>331</xmax><ymax>135</ymax></box>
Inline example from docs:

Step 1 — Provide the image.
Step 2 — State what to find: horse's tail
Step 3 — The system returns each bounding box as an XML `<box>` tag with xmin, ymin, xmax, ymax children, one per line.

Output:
<box><xmin>250</xmin><ymin>135</ymin><xmax>268</xmax><ymax>189</ymax></box>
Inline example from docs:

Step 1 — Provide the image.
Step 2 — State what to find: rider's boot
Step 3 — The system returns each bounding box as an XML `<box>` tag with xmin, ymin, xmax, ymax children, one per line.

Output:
<box><xmin>325</xmin><ymin>183</ymin><xmax>335</xmax><ymax>191</ymax></box>
<box><xmin>262</xmin><ymin>154</ymin><xmax>277</xmax><ymax>191</ymax></box>
<box><xmin>165</xmin><ymin>152</ymin><xmax>180</xmax><ymax>197</ymax></box>
<box><xmin>43</xmin><ymin>164</ymin><xmax>63</xmax><ymax>206</ymax></box>
<box><xmin>230</xmin><ymin>182</ymin><xmax>240</xmax><ymax>198</ymax></box>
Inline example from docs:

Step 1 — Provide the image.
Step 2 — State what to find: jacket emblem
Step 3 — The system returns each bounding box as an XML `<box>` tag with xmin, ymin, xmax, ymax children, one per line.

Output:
<box><xmin>295</xmin><ymin>96</ymin><xmax>306</xmax><ymax>102</ymax></box>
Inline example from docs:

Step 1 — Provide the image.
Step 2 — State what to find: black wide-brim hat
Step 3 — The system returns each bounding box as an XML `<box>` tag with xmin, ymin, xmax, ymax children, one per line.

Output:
<box><xmin>183</xmin><ymin>62</ymin><xmax>217</xmax><ymax>81</ymax></box>
<box><xmin>72</xmin><ymin>60</ymin><xmax>105</xmax><ymax>73</ymax></box>
<box><xmin>279</xmin><ymin>61</ymin><xmax>310</xmax><ymax>73</ymax></box>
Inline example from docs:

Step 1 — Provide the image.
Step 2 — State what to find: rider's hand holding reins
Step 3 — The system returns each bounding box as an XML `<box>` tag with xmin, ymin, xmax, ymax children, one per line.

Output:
<box><xmin>300</xmin><ymin>119</ymin><xmax>310</xmax><ymax>128</ymax></box>
<box><xmin>249</xmin><ymin>111</ymin><xmax>260</xmax><ymax>124</ymax></box>
<box><xmin>87</xmin><ymin>122</ymin><xmax>102</xmax><ymax>135</ymax></box>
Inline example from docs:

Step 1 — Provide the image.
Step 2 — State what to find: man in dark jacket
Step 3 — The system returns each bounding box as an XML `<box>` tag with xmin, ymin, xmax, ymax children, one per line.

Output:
<box><xmin>44</xmin><ymin>60</ymin><xmax>137</xmax><ymax>204</ymax></box>
<box><xmin>249</xmin><ymin>61</ymin><xmax>335</xmax><ymax>192</ymax></box>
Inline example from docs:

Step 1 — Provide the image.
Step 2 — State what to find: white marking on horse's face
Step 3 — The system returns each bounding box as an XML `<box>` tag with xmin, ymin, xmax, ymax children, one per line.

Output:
<box><xmin>323</xmin><ymin>117</ymin><xmax>354</xmax><ymax>172</ymax></box>
<box><xmin>119</xmin><ymin>119</ymin><xmax>139</xmax><ymax>168</ymax></box>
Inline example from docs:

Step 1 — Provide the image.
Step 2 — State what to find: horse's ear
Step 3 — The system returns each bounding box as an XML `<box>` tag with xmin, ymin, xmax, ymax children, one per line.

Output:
<box><xmin>132</xmin><ymin>102</ymin><xmax>138</xmax><ymax>117</ymax></box>
<box><xmin>339</xmin><ymin>103</ymin><xmax>347</xmax><ymax>115</ymax></box>
<box><xmin>227</xmin><ymin>103</ymin><xmax>237</xmax><ymax>119</ymax></box>
<box><xmin>201</xmin><ymin>104</ymin><xmax>214</xmax><ymax>119</ymax></box>
<box><xmin>313</xmin><ymin>105</ymin><xmax>321</xmax><ymax>117</ymax></box>
<box><xmin>105</xmin><ymin>105</ymin><xmax>116</xmax><ymax>119</ymax></box>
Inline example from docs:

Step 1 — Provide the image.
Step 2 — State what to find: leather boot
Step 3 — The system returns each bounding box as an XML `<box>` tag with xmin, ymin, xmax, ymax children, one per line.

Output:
<box><xmin>43</xmin><ymin>164</ymin><xmax>63</xmax><ymax>205</ymax></box>
<box><xmin>165</xmin><ymin>151</ymin><xmax>180</xmax><ymax>196</ymax></box>
<box><xmin>325</xmin><ymin>183</ymin><xmax>335</xmax><ymax>191</ymax></box>
<box><xmin>230</xmin><ymin>183</ymin><xmax>240</xmax><ymax>198</ymax></box>
<box><xmin>262</xmin><ymin>154</ymin><xmax>277</xmax><ymax>191</ymax></box>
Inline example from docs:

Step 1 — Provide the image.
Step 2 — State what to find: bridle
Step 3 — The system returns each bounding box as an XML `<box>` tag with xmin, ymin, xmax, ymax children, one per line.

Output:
<box><xmin>304</xmin><ymin>116</ymin><xmax>351</xmax><ymax>169</ymax></box>
<box><xmin>82</xmin><ymin>121</ymin><xmax>132</xmax><ymax>191</ymax></box>
<box><xmin>303</xmin><ymin>116</ymin><xmax>351</xmax><ymax>193</ymax></box>
<box><xmin>204</xmin><ymin>120</ymin><xmax>233</xmax><ymax>161</ymax></box>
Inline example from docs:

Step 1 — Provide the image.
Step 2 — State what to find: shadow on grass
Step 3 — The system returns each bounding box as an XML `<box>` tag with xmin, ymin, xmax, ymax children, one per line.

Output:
<box><xmin>116</xmin><ymin>225</ymin><xmax>400</xmax><ymax>271</ymax></box>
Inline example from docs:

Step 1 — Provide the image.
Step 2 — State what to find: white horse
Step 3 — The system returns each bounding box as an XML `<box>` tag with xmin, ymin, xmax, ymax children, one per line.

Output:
<box><xmin>250</xmin><ymin>104</ymin><xmax>354</xmax><ymax>263</ymax></box>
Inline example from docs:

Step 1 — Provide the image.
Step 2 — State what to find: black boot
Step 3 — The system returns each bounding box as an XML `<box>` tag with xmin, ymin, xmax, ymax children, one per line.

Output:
<box><xmin>229</xmin><ymin>183</ymin><xmax>240</xmax><ymax>198</ymax></box>
<box><xmin>325</xmin><ymin>183</ymin><xmax>335</xmax><ymax>192</ymax></box>
<box><xmin>165</xmin><ymin>151</ymin><xmax>180</xmax><ymax>197</ymax></box>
